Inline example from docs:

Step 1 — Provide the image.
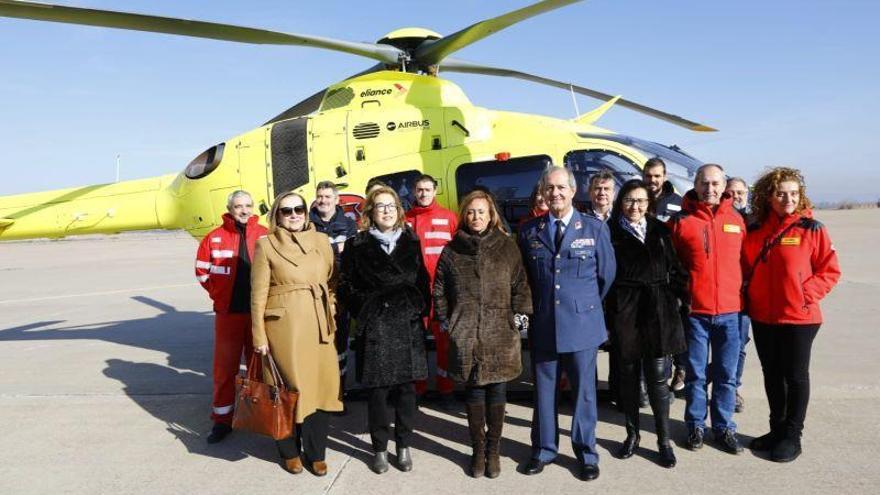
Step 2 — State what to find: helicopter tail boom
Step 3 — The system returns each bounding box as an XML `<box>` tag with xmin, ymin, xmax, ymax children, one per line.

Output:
<box><xmin>0</xmin><ymin>174</ymin><xmax>178</xmax><ymax>241</ymax></box>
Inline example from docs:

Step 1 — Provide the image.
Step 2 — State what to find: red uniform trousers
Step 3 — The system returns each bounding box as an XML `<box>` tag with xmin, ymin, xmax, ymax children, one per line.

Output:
<box><xmin>211</xmin><ymin>312</ymin><xmax>254</xmax><ymax>425</ymax></box>
<box><xmin>416</xmin><ymin>318</ymin><xmax>454</xmax><ymax>395</ymax></box>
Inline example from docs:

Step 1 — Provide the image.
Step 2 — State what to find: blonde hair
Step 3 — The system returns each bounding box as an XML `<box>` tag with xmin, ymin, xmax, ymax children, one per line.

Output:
<box><xmin>268</xmin><ymin>191</ymin><xmax>310</xmax><ymax>232</ymax></box>
<box><xmin>750</xmin><ymin>167</ymin><xmax>813</xmax><ymax>222</ymax></box>
<box><xmin>360</xmin><ymin>186</ymin><xmax>406</xmax><ymax>231</ymax></box>
<box><xmin>458</xmin><ymin>190</ymin><xmax>509</xmax><ymax>235</ymax></box>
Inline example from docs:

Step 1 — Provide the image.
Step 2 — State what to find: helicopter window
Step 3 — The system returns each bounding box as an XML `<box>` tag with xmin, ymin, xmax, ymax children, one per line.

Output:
<box><xmin>455</xmin><ymin>155</ymin><xmax>553</xmax><ymax>229</ymax></box>
<box><xmin>184</xmin><ymin>143</ymin><xmax>225</xmax><ymax>180</ymax></box>
<box><xmin>563</xmin><ymin>149</ymin><xmax>641</xmax><ymax>208</ymax></box>
<box><xmin>271</xmin><ymin>118</ymin><xmax>310</xmax><ymax>197</ymax></box>
<box><xmin>370</xmin><ymin>170</ymin><xmax>422</xmax><ymax>210</ymax></box>
<box><xmin>576</xmin><ymin>132</ymin><xmax>703</xmax><ymax>194</ymax></box>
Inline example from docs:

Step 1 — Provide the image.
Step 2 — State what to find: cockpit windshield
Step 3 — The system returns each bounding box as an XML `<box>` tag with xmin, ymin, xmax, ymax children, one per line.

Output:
<box><xmin>577</xmin><ymin>132</ymin><xmax>704</xmax><ymax>194</ymax></box>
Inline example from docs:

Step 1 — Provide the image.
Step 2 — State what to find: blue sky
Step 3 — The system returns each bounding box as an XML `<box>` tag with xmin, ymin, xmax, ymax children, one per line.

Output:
<box><xmin>1</xmin><ymin>0</ymin><xmax>878</xmax><ymax>201</ymax></box>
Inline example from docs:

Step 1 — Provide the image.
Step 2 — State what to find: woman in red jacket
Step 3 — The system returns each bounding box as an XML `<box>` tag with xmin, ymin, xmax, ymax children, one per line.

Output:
<box><xmin>742</xmin><ymin>167</ymin><xmax>841</xmax><ymax>463</ymax></box>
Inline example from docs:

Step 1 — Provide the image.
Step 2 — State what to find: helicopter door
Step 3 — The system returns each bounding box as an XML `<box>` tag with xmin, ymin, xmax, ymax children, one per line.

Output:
<box><xmin>309</xmin><ymin>112</ymin><xmax>349</xmax><ymax>188</ymax></box>
<box><xmin>236</xmin><ymin>128</ymin><xmax>272</xmax><ymax>215</ymax></box>
<box><xmin>449</xmin><ymin>154</ymin><xmax>553</xmax><ymax>232</ymax></box>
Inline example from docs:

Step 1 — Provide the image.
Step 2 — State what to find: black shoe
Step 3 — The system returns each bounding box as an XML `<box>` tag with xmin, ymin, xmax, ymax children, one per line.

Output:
<box><xmin>396</xmin><ymin>447</ymin><xmax>413</xmax><ymax>472</ymax></box>
<box><xmin>616</xmin><ymin>434</ymin><xmax>640</xmax><ymax>459</ymax></box>
<box><xmin>749</xmin><ymin>430</ymin><xmax>781</xmax><ymax>450</ymax></box>
<box><xmin>686</xmin><ymin>429</ymin><xmax>704</xmax><ymax>450</ymax></box>
<box><xmin>735</xmin><ymin>392</ymin><xmax>744</xmax><ymax>413</ymax></box>
<box><xmin>523</xmin><ymin>458</ymin><xmax>549</xmax><ymax>475</ymax></box>
<box><xmin>580</xmin><ymin>464</ymin><xmax>600</xmax><ymax>481</ymax></box>
<box><xmin>657</xmin><ymin>445</ymin><xmax>676</xmax><ymax>468</ymax></box>
<box><xmin>371</xmin><ymin>451</ymin><xmax>389</xmax><ymax>474</ymax></box>
<box><xmin>206</xmin><ymin>423</ymin><xmax>232</xmax><ymax>444</ymax></box>
<box><xmin>770</xmin><ymin>437</ymin><xmax>802</xmax><ymax>463</ymax></box>
<box><xmin>716</xmin><ymin>430</ymin><xmax>743</xmax><ymax>454</ymax></box>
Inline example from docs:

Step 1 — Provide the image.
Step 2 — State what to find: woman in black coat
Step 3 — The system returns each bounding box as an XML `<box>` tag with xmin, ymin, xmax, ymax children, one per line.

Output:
<box><xmin>339</xmin><ymin>186</ymin><xmax>430</xmax><ymax>474</ymax></box>
<box><xmin>433</xmin><ymin>190</ymin><xmax>532</xmax><ymax>479</ymax></box>
<box><xmin>606</xmin><ymin>179</ymin><xmax>689</xmax><ymax>468</ymax></box>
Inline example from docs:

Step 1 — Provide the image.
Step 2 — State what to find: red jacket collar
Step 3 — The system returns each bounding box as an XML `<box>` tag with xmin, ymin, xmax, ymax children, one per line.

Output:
<box><xmin>221</xmin><ymin>213</ymin><xmax>259</xmax><ymax>231</ymax></box>
<box><xmin>682</xmin><ymin>189</ymin><xmax>736</xmax><ymax>219</ymax></box>
<box><xmin>407</xmin><ymin>199</ymin><xmax>439</xmax><ymax>216</ymax></box>
<box><xmin>763</xmin><ymin>208</ymin><xmax>813</xmax><ymax>233</ymax></box>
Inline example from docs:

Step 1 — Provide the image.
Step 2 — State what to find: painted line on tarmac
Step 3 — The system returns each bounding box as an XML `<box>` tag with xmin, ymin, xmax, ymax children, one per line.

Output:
<box><xmin>0</xmin><ymin>283</ymin><xmax>198</xmax><ymax>305</ymax></box>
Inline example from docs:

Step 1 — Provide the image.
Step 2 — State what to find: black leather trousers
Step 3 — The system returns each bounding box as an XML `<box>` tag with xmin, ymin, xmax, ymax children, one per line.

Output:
<box><xmin>619</xmin><ymin>356</ymin><xmax>671</xmax><ymax>446</ymax></box>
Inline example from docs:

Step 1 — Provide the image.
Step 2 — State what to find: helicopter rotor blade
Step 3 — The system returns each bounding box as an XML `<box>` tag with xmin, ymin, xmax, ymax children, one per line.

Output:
<box><xmin>440</xmin><ymin>58</ymin><xmax>717</xmax><ymax>132</ymax></box>
<box><xmin>414</xmin><ymin>0</ymin><xmax>583</xmax><ymax>66</ymax></box>
<box><xmin>263</xmin><ymin>63</ymin><xmax>386</xmax><ymax>125</ymax></box>
<box><xmin>0</xmin><ymin>0</ymin><xmax>403</xmax><ymax>64</ymax></box>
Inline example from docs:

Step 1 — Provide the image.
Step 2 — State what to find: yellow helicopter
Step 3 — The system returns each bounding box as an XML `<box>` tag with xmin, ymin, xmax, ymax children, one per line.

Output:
<box><xmin>0</xmin><ymin>0</ymin><xmax>715</xmax><ymax>242</ymax></box>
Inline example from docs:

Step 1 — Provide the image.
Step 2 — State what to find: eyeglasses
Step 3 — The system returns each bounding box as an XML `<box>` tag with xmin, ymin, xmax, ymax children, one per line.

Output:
<box><xmin>374</xmin><ymin>202</ymin><xmax>397</xmax><ymax>212</ymax></box>
<box><xmin>622</xmin><ymin>198</ymin><xmax>649</xmax><ymax>207</ymax></box>
<box><xmin>279</xmin><ymin>205</ymin><xmax>307</xmax><ymax>217</ymax></box>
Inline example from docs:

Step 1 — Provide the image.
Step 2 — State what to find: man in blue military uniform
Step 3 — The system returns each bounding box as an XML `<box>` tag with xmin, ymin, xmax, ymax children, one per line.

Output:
<box><xmin>518</xmin><ymin>166</ymin><xmax>616</xmax><ymax>481</ymax></box>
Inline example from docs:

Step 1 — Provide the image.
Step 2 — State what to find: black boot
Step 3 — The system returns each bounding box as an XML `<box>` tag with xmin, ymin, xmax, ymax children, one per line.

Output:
<box><xmin>465</xmin><ymin>402</ymin><xmax>486</xmax><ymax>478</ymax></box>
<box><xmin>771</xmin><ymin>428</ymin><xmax>802</xmax><ymax>462</ymax></box>
<box><xmin>647</xmin><ymin>357</ymin><xmax>674</xmax><ymax>468</ymax></box>
<box><xmin>485</xmin><ymin>402</ymin><xmax>506</xmax><ymax>478</ymax></box>
<box><xmin>617</xmin><ymin>430</ymin><xmax>640</xmax><ymax>459</ymax></box>
<box><xmin>638</xmin><ymin>378</ymin><xmax>649</xmax><ymax>408</ymax></box>
<box><xmin>618</xmin><ymin>359</ymin><xmax>641</xmax><ymax>458</ymax></box>
<box><xmin>750</xmin><ymin>422</ymin><xmax>785</xmax><ymax>451</ymax></box>
<box><xmin>617</xmin><ymin>392</ymin><xmax>640</xmax><ymax>459</ymax></box>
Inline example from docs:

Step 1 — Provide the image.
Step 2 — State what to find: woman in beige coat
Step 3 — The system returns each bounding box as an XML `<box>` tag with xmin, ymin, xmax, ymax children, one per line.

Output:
<box><xmin>251</xmin><ymin>191</ymin><xmax>343</xmax><ymax>476</ymax></box>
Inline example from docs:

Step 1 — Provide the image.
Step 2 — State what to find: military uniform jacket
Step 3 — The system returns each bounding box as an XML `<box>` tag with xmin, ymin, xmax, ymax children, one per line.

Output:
<box><xmin>518</xmin><ymin>210</ymin><xmax>616</xmax><ymax>353</ymax></box>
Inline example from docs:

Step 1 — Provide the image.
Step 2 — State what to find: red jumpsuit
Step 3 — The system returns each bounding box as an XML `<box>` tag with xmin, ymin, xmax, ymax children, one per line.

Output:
<box><xmin>405</xmin><ymin>200</ymin><xmax>458</xmax><ymax>395</ymax></box>
<box><xmin>195</xmin><ymin>214</ymin><xmax>268</xmax><ymax>424</ymax></box>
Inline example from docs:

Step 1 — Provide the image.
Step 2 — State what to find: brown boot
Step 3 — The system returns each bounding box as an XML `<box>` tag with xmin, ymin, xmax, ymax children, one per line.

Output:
<box><xmin>310</xmin><ymin>460</ymin><xmax>328</xmax><ymax>476</ymax></box>
<box><xmin>465</xmin><ymin>402</ymin><xmax>486</xmax><ymax>478</ymax></box>
<box><xmin>284</xmin><ymin>456</ymin><xmax>303</xmax><ymax>474</ymax></box>
<box><xmin>485</xmin><ymin>402</ymin><xmax>506</xmax><ymax>479</ymax></box>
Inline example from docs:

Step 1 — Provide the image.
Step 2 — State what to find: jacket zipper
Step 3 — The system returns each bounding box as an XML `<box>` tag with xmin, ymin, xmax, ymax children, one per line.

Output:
<box><xmin>798</xmin><ymin>271</ymin><xmax>808</xmax><ymax>311</ymax></box>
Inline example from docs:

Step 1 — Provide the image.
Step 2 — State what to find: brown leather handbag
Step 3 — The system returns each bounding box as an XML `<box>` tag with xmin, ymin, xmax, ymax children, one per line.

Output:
<box><xmin>232</xmin><ymin>352</ymin><xmax>297</xmax><ymax>440</ymax></box>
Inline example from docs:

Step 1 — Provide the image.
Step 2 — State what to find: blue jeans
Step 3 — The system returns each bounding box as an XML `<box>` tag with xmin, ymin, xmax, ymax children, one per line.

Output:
<box><xmin>736</xmin><ymin>313</ymin><xmax>751</xmax><ymax>389</ymax></box>
<box><xmin>684</xmin><ymin>312</ymin><xmax>741</xmax><ymax>433</ymax></box>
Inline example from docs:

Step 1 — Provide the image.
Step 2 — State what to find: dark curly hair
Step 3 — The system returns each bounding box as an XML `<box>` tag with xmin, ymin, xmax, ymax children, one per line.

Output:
<box><xmin>749</xmin><ymin>167</ymin><xmax>813</xmax><ymax>222</ymax></box>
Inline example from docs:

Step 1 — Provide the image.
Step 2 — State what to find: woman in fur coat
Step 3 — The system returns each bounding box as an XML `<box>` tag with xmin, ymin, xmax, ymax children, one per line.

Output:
<box><xmin>433</xmin><ymin>190</ymin><xmax>532</xmax><ymax>478</ymax></box>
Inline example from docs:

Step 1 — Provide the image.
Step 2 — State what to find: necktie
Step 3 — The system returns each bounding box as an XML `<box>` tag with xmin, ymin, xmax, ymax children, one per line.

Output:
<box><xmin>554</xmin><ymin>220</ymin><xmax>564</xmax><ymax>253</ymax></box>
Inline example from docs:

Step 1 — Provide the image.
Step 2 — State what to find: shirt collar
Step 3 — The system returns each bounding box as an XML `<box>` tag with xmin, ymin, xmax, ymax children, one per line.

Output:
<box><xmin>549</xmin><ymin>207</ymin><xmax>575</xmax><ymax>226</ymax></box>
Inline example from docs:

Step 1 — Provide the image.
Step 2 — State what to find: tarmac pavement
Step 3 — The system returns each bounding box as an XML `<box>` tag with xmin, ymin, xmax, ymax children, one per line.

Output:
<box><xmin>1</xmin><ymin>209</ymin><xmax>878</xmax><ymax>494</ymax></box>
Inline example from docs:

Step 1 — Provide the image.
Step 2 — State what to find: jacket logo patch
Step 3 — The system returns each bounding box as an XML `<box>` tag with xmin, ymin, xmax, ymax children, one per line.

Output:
<box><xmin>722</xmin><ymin>224</ymin><xmax>741</xmax><ymax>233</ymax></box>
<box><xmin>574</xmin><ymin>221</ymin><xmax>582</xmax><ymax>230</ymax></box>
<box><xmin>431</xmin><ymin>218</ymin><xmax>449</xmax><ymax>225</ymax></box>
<box><xmin>570</xmin><ymin>238</ymin><xmax>595</xmax><ymax>248</ymax></box>
<box><xmin>667</xmin><ymin>204</ymin><xmax>682</xmax><ymax>211</ymax></box>
<box><xmin>780</xmin><ymin>237</ymin><xmax>801</xmax><ymax>246</ymax></box>
<box><xmin>211</xmin><ymin>237</ymin><xmax>222</xmax><ymax>243</ymax></box>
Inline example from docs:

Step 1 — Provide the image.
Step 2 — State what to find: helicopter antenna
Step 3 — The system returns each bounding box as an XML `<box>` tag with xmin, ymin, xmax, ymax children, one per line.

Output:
<box><xmin>569</xmin><ymin>84</ymin><xmax>580</xmax><ymax>117</ymax></box>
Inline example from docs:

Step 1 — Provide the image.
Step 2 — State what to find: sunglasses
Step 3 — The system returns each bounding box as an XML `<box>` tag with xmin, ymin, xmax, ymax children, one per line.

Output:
<box><xmin>279</xmin><ymin>205</ymin><xmax>307</xmax><ymax>217</ymax></box>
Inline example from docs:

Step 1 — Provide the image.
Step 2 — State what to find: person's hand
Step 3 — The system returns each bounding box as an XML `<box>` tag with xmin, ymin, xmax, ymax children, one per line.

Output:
<box><xmin>255</xmin><ymin>345</ymin><xmax>269</xmax><ymax>355</ymax></box>
<box><xmin>515</xmin><ymin>314</ymin><xmax>529</xmax><ymax>337</ymax></box>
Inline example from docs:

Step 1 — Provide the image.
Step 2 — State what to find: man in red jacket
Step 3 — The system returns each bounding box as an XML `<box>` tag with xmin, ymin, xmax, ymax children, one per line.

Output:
<box><xmin>195</xmin><ymin>190</ymin><xmax>268</xmax><ymax>443</ymax></box>
<box><xmin>670</xmin><ymin>164</ymin><xmax>745</xmax><ymax>454</ymax></box>
<box><xmin>405</xmin><ymin>174</ymin><xmax>458</xmax><ymax>407</ymax></box>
